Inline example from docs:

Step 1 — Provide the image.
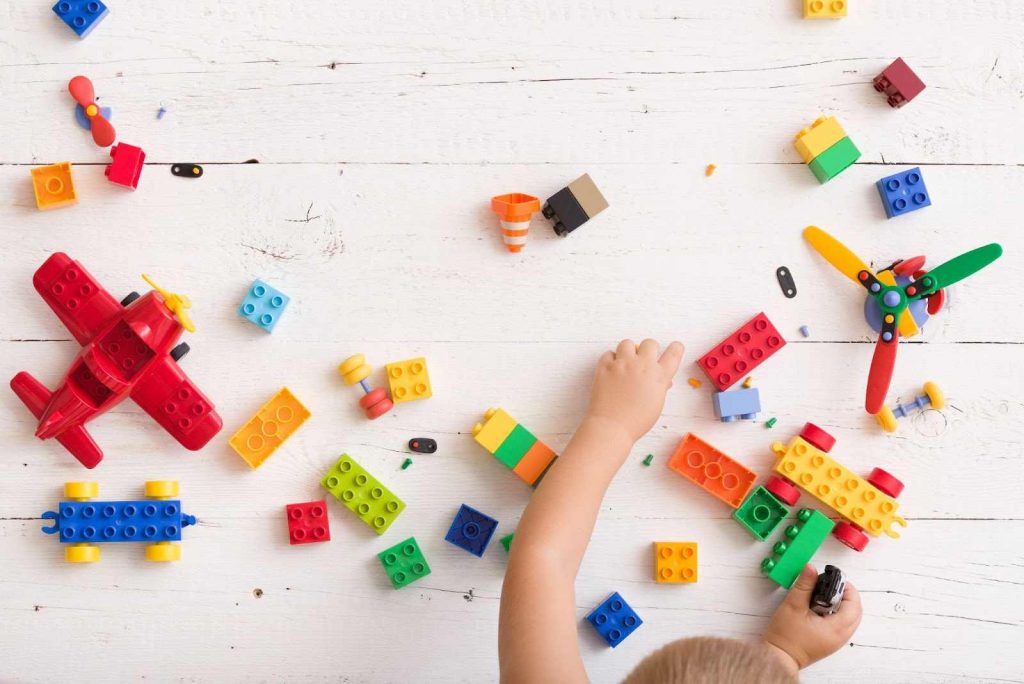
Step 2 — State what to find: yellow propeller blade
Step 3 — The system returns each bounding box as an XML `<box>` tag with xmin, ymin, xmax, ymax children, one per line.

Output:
<box><xmin>803</xmin><ymin>226</ymin><xmax>877</xmax><ymax>284</ymax></box>
<box><xmin>141</xmin><ymin>274</ymin><xmax>196</xmax><ymax>333</ymax></box>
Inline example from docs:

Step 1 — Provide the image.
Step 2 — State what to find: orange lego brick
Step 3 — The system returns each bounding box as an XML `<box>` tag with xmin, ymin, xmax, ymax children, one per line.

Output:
<box><xmin>512</xmin><ymin>440</ymin><xmax>557</xmax><ymax>486</ymax></box>
<box><xmin>667</xmin><ymin>433</ymin><xmax>756</xmax><ymax>508</ymax></box>
<box><xmin>229</xmin><ymin>387</ymin><xmax>311</xmax><ymax>469</ymax></box>
<box><xmin>654</xmin><ymin>542</ymin><xmax>698</xmax><ymax>583</ymax></box>
<box><xmin>31</xmin><ymin>162</ymin><xmax>77</xmax><ymax>210</ymax></box>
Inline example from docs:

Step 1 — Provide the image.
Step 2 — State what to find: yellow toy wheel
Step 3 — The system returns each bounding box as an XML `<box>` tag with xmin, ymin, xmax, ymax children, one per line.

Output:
<box><xmin>64</xmin><ymin>482</ymin><xmax>98</xmax><ymax>501</ymax></box>
<box><xmin>145</xmin><ymin>481</ymin><xmax>180</xmax><ymax>499</ymax></box>
<box><xmin>924</xmin><ymin>381</ymin><xmax>945</xmax><ymax>410</ymax></box>
<box><xmin>65</xmin><ymin>544</ymin><xmax>100</xmax><ymax>563</ymax></box>
<box><xmin>876</xmin><ymin>406</ymin><xmax>898</xmax><ymax>433</ymax></box>
<box><xmin>338</xmin><ymin>354</ymin><xmax>372</xmax><ymax>385</ymax></box>
<box><xmin>146</xmin><ymin>543</ymin><xmax>181</xmax><ymax>562</ymax></box>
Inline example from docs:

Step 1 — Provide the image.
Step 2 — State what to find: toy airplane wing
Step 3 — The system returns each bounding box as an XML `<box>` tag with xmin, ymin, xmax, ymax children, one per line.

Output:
<box><xmin>32</xmin><ymin>252</ymin><xmax>122</xmax><ymax>345</ymax></box>
<box><xmin>130</xmin><ymin>356</ymin><xmax>223</xmax><ymax>450</ymax></box>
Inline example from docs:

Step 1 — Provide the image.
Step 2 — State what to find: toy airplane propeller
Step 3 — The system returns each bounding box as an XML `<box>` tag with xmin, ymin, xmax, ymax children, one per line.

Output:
<box><xmin>68</xmin><ymin>75</ymin><xmax>116</xmax><ymax>147</ymax></box>
<box><xmin>142</xmin><ymin>274</ymin><xmax>195</xmax><ymax>332</ymax></box>
<box><xmin>803</xmin><ymin>226</ymin><xmax>1002</xmax><ymax>415</ymax></box>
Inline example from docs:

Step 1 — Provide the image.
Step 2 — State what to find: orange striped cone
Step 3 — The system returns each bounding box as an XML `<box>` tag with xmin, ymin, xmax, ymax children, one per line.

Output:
<box><xmin>490</xmin><ymin>193</ymin><xmax>541</xmax><ymax>253</ymax></box>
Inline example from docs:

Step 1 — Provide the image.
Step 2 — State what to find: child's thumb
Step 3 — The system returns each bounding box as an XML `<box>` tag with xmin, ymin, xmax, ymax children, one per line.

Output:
<box><xmin>786</xmin><ymin>564</ymin><xmax>818</xmax><ymax>604</ymax></box>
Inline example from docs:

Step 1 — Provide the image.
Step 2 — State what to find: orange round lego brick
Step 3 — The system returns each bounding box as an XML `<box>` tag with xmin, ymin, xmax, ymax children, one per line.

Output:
<box><xmin>833</xmin><ymin>522</ymin><xmax>869</xmax><ymax>552</ymax></box>
<box><xmin>866</xmin><ymin>467</ymin><xmax>904</xmax><ymax>498</ymax></box>
<box><xmin>799</xmin><ymin>423</ymin><xmax>836</xmax><ymax>452</ymax></box>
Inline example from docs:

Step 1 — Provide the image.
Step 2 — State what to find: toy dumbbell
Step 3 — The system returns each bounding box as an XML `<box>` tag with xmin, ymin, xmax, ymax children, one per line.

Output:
<box><xmin>338</xmin><ymin>354</ymin><xmax>394</xmax><ymax>420</ymax></box>
<box><xmin>876</xmin><ymin>381</ymin><xmax>944</xmax><ymax>433</ymax></box>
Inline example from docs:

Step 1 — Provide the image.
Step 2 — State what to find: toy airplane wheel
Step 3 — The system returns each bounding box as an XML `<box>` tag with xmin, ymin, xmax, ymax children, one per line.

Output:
<box><xmin>145</xmin><ymin>480</ymin><xmax>180</xmax><ymax>499</ymax></box>
<box><xmin>875</xmin><ymin>406</ymin><xmax>898</xmax><ymax>433</ymax></box>
<box><xmin>66</xmin><ymin>544</ymin><xmax>100</xmax><ymax>563</ymax></box>
<box><xmin>923</xmin><ymin>381</ymin><xmax>945</xmax><ymax>410</ymax></box>
<box><xmin>338</xmin><ymin>354</ymin><xmax>372</xmax><ymax>385</ymax></box>
<box><xmin>64</xmin><ymin>481</ymin><xmax>98</xmax><ymax>500</ymax></box>
<box><xmin>146</xmin><ymin>543</ymin><xmax>181</xmax><ymax>562</ymax></box>
<box><xmin>832</xmin><ymin>522</ymin><xmax>869</xmax><ymax>552</ymax></box>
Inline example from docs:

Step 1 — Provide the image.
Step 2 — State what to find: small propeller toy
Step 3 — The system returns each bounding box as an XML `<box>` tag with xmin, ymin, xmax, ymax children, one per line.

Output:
<box><xmin>68</xmin><ymin>75</ymin><xmax>116</xmax><ymax>147</ymax></box>
<box><xmin>142</xmin><ymin>274</ymin><xmax>196</xmax><ymax>333</ymax></box>
<box><xmin>803</xmin><ymin>226</ymin><xmax>1002</xmax><ymax>415</ymax></box>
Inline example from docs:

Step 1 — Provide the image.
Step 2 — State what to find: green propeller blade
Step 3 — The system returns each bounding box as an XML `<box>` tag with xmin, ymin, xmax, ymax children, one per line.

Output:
<box><xmin>918</xmin><ymin>243</ymin><xmax>1002</xmax><ymax>294</ymax></box>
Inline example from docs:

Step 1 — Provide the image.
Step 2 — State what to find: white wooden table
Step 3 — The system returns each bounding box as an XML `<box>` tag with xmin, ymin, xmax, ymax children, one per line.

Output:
<box><xmin>1</xmin><ymin>2</ymin><xmax>1022</xmax><ymax>681</ymax></box>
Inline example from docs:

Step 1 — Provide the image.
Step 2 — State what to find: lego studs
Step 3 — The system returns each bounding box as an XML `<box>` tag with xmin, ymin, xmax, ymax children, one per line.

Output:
<box><xmin>338</xmin><ymin>354</ymin><xmax>394</xmax><ymax>420</ymax></box>
<box><xmin>490</xmin><ymin>193</ymin><xmax>540</xmax><ymax>253</ymax></box>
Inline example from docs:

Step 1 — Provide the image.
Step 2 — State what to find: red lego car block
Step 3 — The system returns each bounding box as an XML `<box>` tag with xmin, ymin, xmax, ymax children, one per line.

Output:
<box><xmin>697</xmin><ymin>313</ymin><xmax>786</xmax><ymax>391</ymax></box>
<box><xmin>286</xmin><ymin>500</ymin><xmax>331</xmax><ymax>545</ymax></box>
<box><xmin>105</xmin><ymin>143</ymin><xmax>145</xmax><ymax>190</ymax></box>
<box><xmin>873</xmin><ymin>58</ymin><xmax>925</xmax><ymax>109</ymax></box>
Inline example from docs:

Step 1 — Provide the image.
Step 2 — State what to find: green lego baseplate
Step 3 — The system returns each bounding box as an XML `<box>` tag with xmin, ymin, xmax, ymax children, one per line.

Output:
<box><xmin>761</xmin><ymin>508</ymin><xmax>835</xmax><ymax>588</ymax></box>
<box><xmin>734</xmin><ymin>486</ymin><xmax>790</xmax><ymax>541</ymax></box>
<box><xmin>321</xmin><ymin>454</ymin><xmax>406</xmax><ymax>535</ymax></box>
<box><xmin>378</xmin><ymin>536</ymin><xmax>431</xmax><ymax>589</ymax></box>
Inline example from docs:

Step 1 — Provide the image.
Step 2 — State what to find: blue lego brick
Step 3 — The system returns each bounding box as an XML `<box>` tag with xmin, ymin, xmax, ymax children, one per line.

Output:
<box><xmin>46</xmin><ymin>500</ymin><xmax>195</xmax><ymax>543</ymax></box>
<box><xmin>239</xmin><ymin>280</ymin><xmax>290</xmax><ymax>332</ymax></box>
<box><xmin>586</xmin><ymin>592</ymin><xmax>643</xmax><ymax>648</ymax></box>
<box><xmin>712</xmin><ymin>387</ymin><xmax>761</xmax><ymax>422</ymax></box>
<box><xmin>876</xmin><ymin>167</ymin><xmax>931</xmax><ymax>219</ymax></box>
<box><xmin>52</xmin><ymin>1</ymin><xmax>109</xmax><ymax>38</ymax></box>
<box><xmin>444</xmin><ymin>503</ymin><xmax>498</xmax><ymax>557</ymax></box>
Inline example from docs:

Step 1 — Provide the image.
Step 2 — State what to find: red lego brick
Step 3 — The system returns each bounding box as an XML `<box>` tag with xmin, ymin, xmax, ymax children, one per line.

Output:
<box><xmin>697</xmin><ymin>312</ymin><xmax>786</xmax><ymax>391</ymax></box>
<box><xmin>286</xmin><ymin>500</ymin><xmax>331</xmax><ymax>545</ymax></box>
<box><xmin>873</xmin><ymin>58</ymin><xmax>925</xmax><ymax>109</ymax></box>
<box><xmin>105</xmin><ymin>143</ymin><xmax>145</xmax><ymax>190</ymax></box>
<box><xmin>667</xmin><ymin>433</ymin><xmax>756</xmax><ymax>508</ymax></box>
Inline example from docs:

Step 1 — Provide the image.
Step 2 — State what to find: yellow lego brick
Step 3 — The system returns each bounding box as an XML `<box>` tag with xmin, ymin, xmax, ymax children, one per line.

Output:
<box><xmin>385</xmin><ymin>357</ymin><xmax>432</xmax><ymax>404</ymax></box>
<box><xmin>877</xmin><ymin>271</ymin><xmax>921</xmax><ymax>337</ymax></box>
<box><xmin>654</xmin><ymin>542</ymin><xmax>698</xmax><ymax>583</ymax></box>
<box><xmin>772</xmin><ymin>437</ymin><xmax>906</xmax><ymax>538</ymax></box>
<box><xmin>794</xmin><ymin>117</ymin><xmax>848</xmax><ymax>164</ymax></box>
<box><xmin>31</xmin><ymin>162</ymin><xmax>77</xmax><ymax>210</ymax></box>
<box><xmin>472</xmin><ymin>408</ymin><xmax>517</xmax><ymax>454</ymax></box>
<box><xmin>803</xmin><ymin>0</ymin><xmax>847</xmax><ymax>19</ymax></box>
<box><xmin>229</xmin><ymin>387</ymin><xmax>311</xmax><ymax>469</ymax></box>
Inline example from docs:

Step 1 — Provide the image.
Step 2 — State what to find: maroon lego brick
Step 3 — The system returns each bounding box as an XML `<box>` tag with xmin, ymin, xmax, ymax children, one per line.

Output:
<box><xmin>286</xmin><ymin>500</ymin><xmax>331</xmax><ymax>545</ymax></box>
<box><xmin>697</xmin><ymin>313</ymin><xmax>786</xmax><ymax>391</ymax></box>
<box><xmin>105</xmin><ymin>143</ymin><xmax>145</xmax><ymax>190</ymax></box>
<box><xmin>873</xmin><ymin>58</ymin><xmax>925</xmax><ymax>109</ymax></box>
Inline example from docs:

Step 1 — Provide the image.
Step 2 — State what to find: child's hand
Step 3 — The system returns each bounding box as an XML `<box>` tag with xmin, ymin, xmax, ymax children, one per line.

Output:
<box><xmin>585</xmin><ymin>339</ymin><xmax>684</xmax><ymax>443</ymax></box>
<box><xmin>762</xmin><ymin>564</ymin><xmax>863</xmax><ymax>673</ymax></box>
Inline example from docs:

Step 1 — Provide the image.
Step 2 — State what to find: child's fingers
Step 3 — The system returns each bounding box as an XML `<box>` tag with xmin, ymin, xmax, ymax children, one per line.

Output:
<box><xmin>598</xmin><ymin>350</ymin><xmax>615</xmax><ymax>366</ymax></box>
<box><xmin>784</xmin><ymin>563</ymin><xmax>818</xmax><ymax>607</ymax></box>
<box><xmin>835</xmin><ymin>582</ymin><xmax>863</xmax><ymax>626</ymax></box>
<box><xmin>615</xmin><ymin>339</ymin><xmax>637</xmax><ymax>358</ymax></box>
<box><xmin>637</xmin><ymin>338</ymin><xmax>660</xmax><ymax>359</ymax></box>
<box><xmin>658</xmin><ymin>341</ymin><xmax>685</xmax><ymax>375</ymax></box>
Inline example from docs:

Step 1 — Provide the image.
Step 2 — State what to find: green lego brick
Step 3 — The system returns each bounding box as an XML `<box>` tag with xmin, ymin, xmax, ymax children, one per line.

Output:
<box><xmin>733</xmin><ymin>486</ymin><xmax>789</xmax><ymax>541</ymax></box>
<box><xmin>500</xmin><ymin>533</ymin><xmax>514</xmax><ymax>553</ymax></box>
<box><xmin>761</xmin><ymin>509</ymin><xmax>835</xmax><ymax>588</ymax></box>
<box><xmin>808</xmin><ymin>136</ymin><xmax>861</xmax><ymax>184</ymax></box>
<box><xmin>321</xmin><ymin>454</ymin><xmax>406</xmax><ymax>535</ymax></box>
<box><xmin>378</xmin><ymin>536</ymin><xmax>431</xmax><ymax>589</ymax></box>
<box><xmin>494</xmin><ymin>424</ymin><xmax>537</xmax><ymax>468</ymax></box>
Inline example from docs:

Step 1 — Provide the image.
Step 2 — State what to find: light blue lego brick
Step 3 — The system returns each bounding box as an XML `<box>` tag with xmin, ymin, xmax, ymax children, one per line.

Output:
<box><xmin>876</xmin><ymin>167</ymin><xmax>931</xmax><ymax>219</ymax></box>
<box><xmin>52</xmin><ymin>1</ymin><xmax>109</xmax><ymax>38</ymax></box>
<box><xmin>444</xmin><ymin>503</ymin><xmax>498</xmax><ymax>557</ymax></box>
<box><xmin>42</xmin><ymin>500</ymin><xmax>196</xmax><ymax>543</ymax></box>
<box><xmin>239</xmin><ymin>280</ymin><xmax>290</xmax><ymax>332</ymax></box>
<box><xmin>586</xmin><ymin>592</ymin><xmax>643</xmax><ymax>648</ymax></box>
<box><xmin>712</xmin><ymin>387</ymin><xmax>761</xmax><ymax>422</ymax></box>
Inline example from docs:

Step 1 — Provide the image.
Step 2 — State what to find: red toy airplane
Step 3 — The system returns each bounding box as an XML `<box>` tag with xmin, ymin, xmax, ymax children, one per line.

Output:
<box><xmin>10</xmin><ymin>253</ymin><xmax>223</xmax><ymax>468</ymax></box>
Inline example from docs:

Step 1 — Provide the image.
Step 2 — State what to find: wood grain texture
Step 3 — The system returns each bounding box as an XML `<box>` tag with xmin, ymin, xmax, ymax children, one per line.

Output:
<box><xmin>1</xmin><ymin>1</ymin><xmax>1023</xmax><ymax>682</ymax></box>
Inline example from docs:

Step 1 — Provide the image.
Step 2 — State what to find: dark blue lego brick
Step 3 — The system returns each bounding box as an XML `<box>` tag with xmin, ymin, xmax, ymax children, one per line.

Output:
<box><xmin>712</xmin><ymin>387</ymin><xmax>761</xmax><ymax>422</ymax></box>
<box><xmin>238</xmin><ymin>279</ymin><xmax>290</xmax><ymax>332</ymax></box>
<box><xmin>876</xmin><ymin>167</ymin><xmax>931</xmax><ymax>219</ymax></box>
<box><xmin>444</xmin><ymin>503</ymin><xmax>498</xmax><ymax>557</ymax></box>
<box><xmin>52</xmin><ymin>1</ymin><xmax>109</xmax><ymax>38</ymax></box>
<box><xmin>586</xmin><ymin>591</ymin><xmax>643</xmax><ymax>648</ymax></box>
<box><xmin>54</xmin><ymin>500</ymin><xmax>188</xmax><ymax>543</ymax></box>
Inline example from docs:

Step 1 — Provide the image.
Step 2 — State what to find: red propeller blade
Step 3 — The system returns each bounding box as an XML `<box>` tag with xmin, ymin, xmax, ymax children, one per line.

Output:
<box><xmin>68</xmin><ymin>75</ymin><xmax>116</xmax><ymax>146</ymax></box>
<box><xmin>68</xmin><ymin>75</ymin><xmax>95</xmax><ymax>107</ymax></box>
<box><xmin>866</xmin><ymin>329</ymin><xmax>899</xmax><ymax>414</ymax></box>
<box><xmin>89</xmin><ymin>116</ymin><xmax>116</xmax><ymax>146</ymax></box>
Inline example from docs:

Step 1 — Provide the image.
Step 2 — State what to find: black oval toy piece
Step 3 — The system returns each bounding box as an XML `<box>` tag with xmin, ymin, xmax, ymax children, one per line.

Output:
<box><xmin>171</xmin><ymin>164</ymin><xmax>203</xmax><ymax>178</ymax></box>
<box><xmin>811</xmin><ymin>564</ymin><xmax>846</xmax><ymax>616</ymax></box>
<box><xmin>776</xmin><ymin>266</ymin><xmax>797</xmax><ymax>298</ymax></box>
<box><xmin>408</xmin><ymin>438</ymin><xmax>437</xmax><ymax>454</ymax></box>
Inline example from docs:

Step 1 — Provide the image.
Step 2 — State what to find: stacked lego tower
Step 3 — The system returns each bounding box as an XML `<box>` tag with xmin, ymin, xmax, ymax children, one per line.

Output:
<box><xmin>793</xmin><ymin>116</ymin><xmax>861</xmax><ymax>184</ymax></box>
<box><xmin>472</xmin><ymin>408</ymin><xmax>558</xmax><ymax>486</ymax></box>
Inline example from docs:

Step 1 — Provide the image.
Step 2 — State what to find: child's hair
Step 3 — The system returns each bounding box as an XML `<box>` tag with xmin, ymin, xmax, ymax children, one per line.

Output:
<box><xmin>623</xmin><ymin>636</ymin><xmax>796</xmax><ymax>684</ymax></box>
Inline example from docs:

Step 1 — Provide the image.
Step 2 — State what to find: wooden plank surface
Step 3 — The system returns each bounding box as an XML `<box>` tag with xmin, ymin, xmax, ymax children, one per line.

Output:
<box><xmin>1</xmin><ymin>1</ymin><xmax>1022</xmax><ymax>682</ymax></box>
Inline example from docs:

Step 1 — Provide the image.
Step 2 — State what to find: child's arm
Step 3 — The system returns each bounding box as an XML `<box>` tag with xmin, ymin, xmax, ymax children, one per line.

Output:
<box><xmin>498</xmin><ymin>339</ymin><xmax>684</xmax><ymax>684</ymax></box>
<box><xmin>761</xmin><ymin>563</ymin><xmax>863</xmax><ymax>674</ymax></box>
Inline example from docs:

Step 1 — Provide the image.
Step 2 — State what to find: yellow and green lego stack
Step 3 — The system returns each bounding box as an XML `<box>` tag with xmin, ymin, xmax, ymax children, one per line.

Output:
<box><xmin>794</xmin><ymin>116</ymin><xmax>861</xmax><ymax>184</ymax></box>
<box><xmin>472</xmin><ymin>408</ymin><xmax>558</xmax><ymax>486</ymax></box>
